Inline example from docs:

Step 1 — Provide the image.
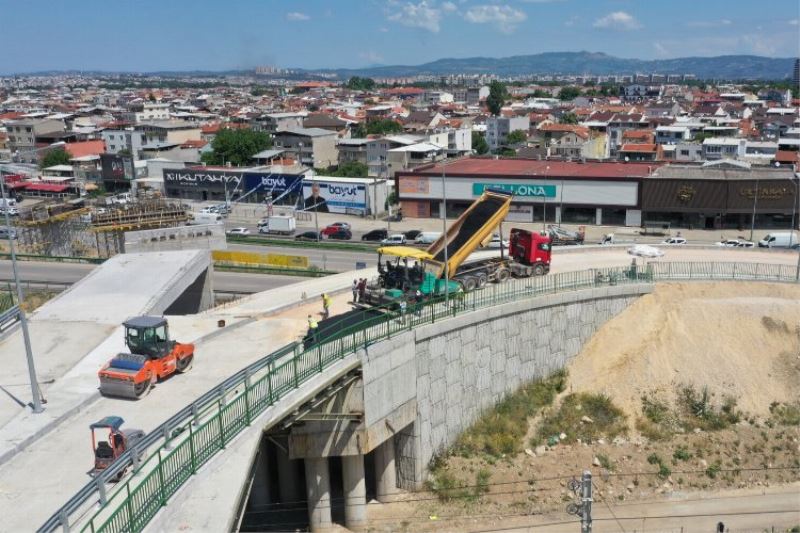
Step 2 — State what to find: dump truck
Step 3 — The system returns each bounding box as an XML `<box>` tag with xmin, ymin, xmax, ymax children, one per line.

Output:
<box><xmin>89</xmin><ymin>416</ymin><xmax>145</xmax><ymax>480</ymax></box>
<box><xmin>363</xmin><ymin>189</ymin><xmax>552</xmax><ymax>307</ymax></box>
<box><xmin>98</xmin><ymin>316</ymin><xmax>194</xmax><ymax>399</ymax></box>
<box><xmin>547</xmin><ymin>225</ymin><xmax>585</xmax><ymax>245</ymax></box>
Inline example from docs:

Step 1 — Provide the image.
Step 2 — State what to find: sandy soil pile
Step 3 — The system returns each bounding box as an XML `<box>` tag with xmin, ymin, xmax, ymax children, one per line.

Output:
<box><xmin>567</xmin><ymin>282</ymin><xmax>800</xmax><ymax>419</ymax></box>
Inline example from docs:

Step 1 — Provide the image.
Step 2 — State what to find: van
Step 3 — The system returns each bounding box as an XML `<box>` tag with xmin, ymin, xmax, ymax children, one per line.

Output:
<box><xmin>381</xmin><ymin>234</ymin><xmax>406</xmax><ymax>245</ymax></box>
<box><xmin>758</xmin><ymin>232</ymin><xmax>798</xmax><ymax>248</ymax></box>
<box><xmin>188</xmin><ymin>212</ymin><xmax>222</xmax><ymax>225</ymax></box>
<box><xmin>414</xmin><ymin>231</ymin><xmax>442</xmax><ymax>245</ymax></box>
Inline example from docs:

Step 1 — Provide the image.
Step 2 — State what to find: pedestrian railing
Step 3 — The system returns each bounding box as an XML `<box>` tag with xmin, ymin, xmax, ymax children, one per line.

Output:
<box><xmin>38</xmin><ymin>261</ymin><xmax>799</xmax><ymax>533</ymax></box>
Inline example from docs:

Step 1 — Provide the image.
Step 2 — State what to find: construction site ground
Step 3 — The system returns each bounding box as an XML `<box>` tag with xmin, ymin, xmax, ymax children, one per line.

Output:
<box><xmin>368</xmin><ymin>282</ymin><xmax>800</xmax><ymax>532</ymax></box>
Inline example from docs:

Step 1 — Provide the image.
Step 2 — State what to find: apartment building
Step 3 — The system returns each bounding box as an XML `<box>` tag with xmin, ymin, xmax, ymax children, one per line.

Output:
<box><xmin>101</xmin><ymin>129</ymin><xmax>145</xmax><ymax>159</ymax></box>
<box><xmin>5</xmin><ymin>118</ymin><xmax>66</xmax><ymax>163</ymax></box>
<box><xmin>273</xmin><ymin>127</ymin><xmax>338</xmax><ymax>168</ymax></box>
<box><xmin>486</xmin><ymin>115</ymin><xmax>530</xmax><ymax>151</ymax></box>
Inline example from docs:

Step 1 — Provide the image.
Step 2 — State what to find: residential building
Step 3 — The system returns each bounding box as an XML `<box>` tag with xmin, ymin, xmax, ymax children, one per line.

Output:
<box><xmin>102</xmin><ymin>129</ymin><xmax>145</xmax><ymax>159</ymax></box>
<box><xmin>386</xmin><ymin>142</ymin><xmax>445</xmax><ymax>177</ymax></box>
<box><xmin>366</xmin><ymin>135</ymin><xmax>422</xmax><ymax>177</ymax></box>
<box><xmin>123</xmin><ymin>102</ymin><xmax>170</xmax><ymax>123</ymax></box>
<box><xmin>273</xmin><ymin>127</ymin><xmax>338</xmax><ymax>168</ymax></box>
<box><xmin>486</xmin><ymin>115</ymin><xmax>530</xmax><ymax>151</ymax></box>
<box><xmin>655</xmin><ymin>126</ymin><xmax>691</xmax><ymax>145</ymax></box>
<box><xmin>702</xmin><ymin>138</ymin><xmax>747</xmax><ymax>160</ymax></box>
<box><xmin>447</xmin><ymin>127</ymin><xmax>472</xmax><ymax>156</ymax></box>
<box><xmin>135</xmin><ymin>120</ymin><xmax>202</xmax><ymax>145</ymax></box>
<box><xmin>5</xmin><ymin>118</ymin><xmax>65</xmax><ymax>162</ymax></box>
<box><xmin>336</xmin><ymin>138</ymin><xmax>369</xmax><ymax>166</ymax></box>
<box><xmin>254</xmin><ymin>112</ymin><xmax>307</xmax><ymax>134</ymax></box>
<box><xmin>302</xmin><ymin>113</ymin><xmax>348</xmax><ymax>133</ymax></box>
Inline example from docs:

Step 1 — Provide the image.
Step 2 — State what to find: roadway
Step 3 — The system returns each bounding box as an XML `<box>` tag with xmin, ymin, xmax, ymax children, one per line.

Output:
<box><xmin>0</xmin><ymin>260</ymin><xmax>304</xmax><ymax>295</ymax></box>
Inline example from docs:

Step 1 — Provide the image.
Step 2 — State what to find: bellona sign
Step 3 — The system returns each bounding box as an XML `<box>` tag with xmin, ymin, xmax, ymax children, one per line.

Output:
<box><xmin>472</xmin><ymin>182</ymin><xmax>557</xmax><ymax>198</ymax></box>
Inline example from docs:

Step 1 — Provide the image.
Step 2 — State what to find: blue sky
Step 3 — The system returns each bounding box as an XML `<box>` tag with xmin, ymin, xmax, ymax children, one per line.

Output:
<box><xmin>1</xmin><ymin>0</ymin><xmax>798</xmax><ymax>73</ymax></box>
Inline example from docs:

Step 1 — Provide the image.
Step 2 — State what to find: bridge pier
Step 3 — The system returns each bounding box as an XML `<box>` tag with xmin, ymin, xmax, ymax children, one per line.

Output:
<box><xmin>304</xmin><ymin>457</ymin><xmax>333</xmax><ymax>531</ymax></box>
<box><xmin>275</xmin><ymin>444</ymin><xmax>303</xmax><ymax>504</ymax></box>
<box><xmin>374</xmin><ymin>436</ymin><xmax>398</xmax><ymax>502</ymax></box>
<box><xmin>248</xmin><ymin>440</ymin><xmax>272</xmax><ymax>510</ymax></box>
<box><xmin>342</xmin><ymin>455</ymin><xmax>367</xmax><ymax>530</ymax></box>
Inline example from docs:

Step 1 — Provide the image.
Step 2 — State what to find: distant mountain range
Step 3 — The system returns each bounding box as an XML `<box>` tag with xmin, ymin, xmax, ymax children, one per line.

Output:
<box><xmin>7</xmin><ymin>52</ymin><xmax>796</xmax><ymax>80</ymax></box>
<box><xmin>305</xmin><ymin>52</ymin><xmax>795</xmax><ymax>81</ymax></box>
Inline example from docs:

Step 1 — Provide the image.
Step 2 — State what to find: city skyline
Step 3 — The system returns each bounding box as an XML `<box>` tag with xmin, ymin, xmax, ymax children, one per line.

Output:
<box><xmin>1</xmin><ymin>0</ymin><xmax>798</xmax><ymax>74</ymax></box>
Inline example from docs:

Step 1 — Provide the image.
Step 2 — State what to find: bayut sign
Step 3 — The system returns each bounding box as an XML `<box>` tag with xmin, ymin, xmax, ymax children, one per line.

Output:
<box><xmin>303</xmin><ymin>181</ymin><xmax>367</xmax><ymax>214</ymax></box>
<box><xmin>473</xmin><ymin>182</ymin><xmax>556</xmax><ymax>198</ymax></box>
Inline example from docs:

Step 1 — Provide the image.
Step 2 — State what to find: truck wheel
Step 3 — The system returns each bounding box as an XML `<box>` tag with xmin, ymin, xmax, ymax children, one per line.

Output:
<box><xmin>459</xmin><ymin>277</ymin><xmax>477</xmax><ymax>292</ymax></box>
<box><xmin>176</xmin><ymin>354</ymin><xmax>193</xmax><ymax>373</ymax></box>
<box><xmin>476</xmin><ymin>273</ymin><xmax>488</xmax><ymax>288</ymax></box>
<box><xmin>495</xmin><ymin>269</ymin><xmax>510</xmax><ymax>283</ymax></box>
<box><xmin>533</xmin><ymin>264</ymin><xmax>545</xmax><ymax>276</ymax></box>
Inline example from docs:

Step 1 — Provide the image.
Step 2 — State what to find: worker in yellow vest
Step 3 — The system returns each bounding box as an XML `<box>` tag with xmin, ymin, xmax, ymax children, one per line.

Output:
<box><xmin>307</xmin><ymin>314</ymin><xmax>319</xmax><ymax>342</ymax></box>
<box><xmin>322</xmin><ymin>293</ymin><xmax>332</xmax><ymax>319</ymax></box>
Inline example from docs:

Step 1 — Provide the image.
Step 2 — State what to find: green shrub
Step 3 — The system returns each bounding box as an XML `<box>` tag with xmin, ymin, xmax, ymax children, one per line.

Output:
<box><xmin>647</xmin><ymin>453</ymin><xmax>663</xmax><ymax>465</ymax></box>
<box><xmin>705</xmin><ymin>461</ymin><xmax>722</xmax><ymax>479</ymax></box>
<box><xmin>769</xmin><ymin>402</ymin><xmax>800</xmax><ymax>426</ymax></box>
<box><xmin>534</xmin><ymin>393</ymin><xmax>627</xmax><ymax>445</ymax></box>
<box><xmin>672</xmin><ymin>447</ymin><xmax>692</xmax><ymax>462</ymax></box>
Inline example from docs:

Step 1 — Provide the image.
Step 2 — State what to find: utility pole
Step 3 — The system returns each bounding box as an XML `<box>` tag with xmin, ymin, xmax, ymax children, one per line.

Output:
<box><xmin>442</xmin><ymin>162</ymin><xmax>449</xmax><ymax>309</ymax></box>
<box><xmin>0</xmin><ymin>177</ymin><xmax>43</xmax><ymax>413</ymax></box>
<box><xmin>580</xmin><ymin>470</ymin><xmax>593</xmax><ymax>533</ymax></box>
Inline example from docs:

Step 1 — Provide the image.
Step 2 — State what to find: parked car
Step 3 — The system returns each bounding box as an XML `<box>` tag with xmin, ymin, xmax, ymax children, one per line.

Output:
<box><xmin>403</xmin><ymin>229</ymin><xmax>422</xmax><ymax>241</ymax></box>
<box><xmin>226</xmin><ymin>227</ymin><xmax>250</xmax><ymax>237</ymax></box>
<box><xmin>326</xmin><ymin>229</ymin><xmax>352</xmax><ymax>240</ymax></box>
<box><xmin>715</xmin><ymin>239</ymin><xmax>754</xmax><ymax>248</ymax></box>
<box><xmin>0</xmin><ymin>226</ymin><xmax>18</xmax><ymax>239</ymax></box>
<box><xmin>322</xmin><ymin>222</ymin><xmax>351</xmax><ymax>236</ymax></box>
<box><xmin>487</xmin><ymin>235</ymin><xmax>510</xmax><ymax>249</ymax></box>
<box><xmin>0</xmin><ymin>206</ymin><xmax>19</xmax><ymax>216</ymax></box>
<box><xmin>381</xmin><ymin>234</ymin><xmax>407</xmax><ymax>245</ymax></box>
<box><xmin>662</xmin><ymin>237</ymin><xmax>687</xmax><ymax>245</ymax></box>
<box><xmin>414</xmin><ymin>231</ymin><xmax>442</xmax><ymax>245</ymax></box>
<box><xmin>627</xmin><ymin>244</ymin><xmax>664</xmax><ymax>258</ymax></box>
<box><xmin>361</xmin><ymin>228</ymin><xmax>388</xmax><ymax>242</ymax></box>
<box><xmin>295</xmin><ymin>231</ymin><xmax>321</xmax><ymax>241</ymax></box>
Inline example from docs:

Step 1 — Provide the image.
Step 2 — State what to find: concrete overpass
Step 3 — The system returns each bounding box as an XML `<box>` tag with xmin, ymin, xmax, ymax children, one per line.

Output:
<box><xmin>0</xmin><ymin>247</ymin><xmax>794</xmax><ymax>532</ymax></box>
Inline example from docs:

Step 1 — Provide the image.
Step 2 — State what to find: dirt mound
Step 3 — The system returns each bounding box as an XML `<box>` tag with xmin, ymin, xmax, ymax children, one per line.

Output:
<box><xmin>567</xmin><ymin>282</ymin><xmax>800</xmax><ymax>420</ymax></box>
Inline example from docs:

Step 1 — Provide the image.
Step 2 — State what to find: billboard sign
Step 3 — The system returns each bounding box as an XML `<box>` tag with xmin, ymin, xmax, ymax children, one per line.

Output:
<box><xmin>101</xmin><ymin>154</ymin><xmax>134</xmax><ymax>181</ymax></box>
<box><xmin>472</xmin><ymin>182</ymin><xmax>556</xmax><ymax>198</ymax></box>
<box><xmin>163</xmin><ymin>169</ymin><xmax>303</xmax><ymax>195</ymax></box>
<box><xmin>302</xmin><ymin>180</ymin><xmax>367</xmax><ymax>214</ymax></box>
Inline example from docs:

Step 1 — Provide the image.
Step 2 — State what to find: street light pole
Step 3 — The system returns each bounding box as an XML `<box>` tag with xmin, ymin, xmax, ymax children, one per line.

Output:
<box><xmin>749</xmin><ymin>175</ymin><xmax>759</xmax><ymax>242</ymax></box>
<box><xmin>0</xmin><ymin>177</ymin><xmax>43</xmax><ymax>413</ymax></box>
<box><xmin>442</xmin><ymin>163</ymin><xmax>449</xmax><ymax>309</ymax></box>
<box><xmin>542</xmin><ymin>165</ymin><xmax>550</xmax><ymax>232</ymax></box>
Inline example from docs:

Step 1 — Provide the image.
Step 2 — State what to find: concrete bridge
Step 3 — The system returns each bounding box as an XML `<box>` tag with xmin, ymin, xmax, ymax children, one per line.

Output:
<box><xmin>10</xmin><ymin>248</ymin><xmax>797</xmax><ymax>533</ymax></box>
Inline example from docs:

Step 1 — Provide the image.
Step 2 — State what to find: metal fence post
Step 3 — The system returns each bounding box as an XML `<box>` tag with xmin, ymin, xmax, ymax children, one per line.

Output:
<box><xmin>192</xmin><ymin>403</ymin><xmax>200</xmax><ymax>426</ymax></box>
<box><xmin>217</xmin><ymin>403</ymin><xmax>226</xmax><ymax>449</ymax></box>
<box><xmin>189</xmin><ymin>425</ymin><xmax>197</xmax><ymax>474</ymax></box>
<box><xmin>293</xmin><ymin>353</ymin><xmax>299</xmax><ymax>388</ymax></box>
<box><xmin>156</xmin><ymin>449</ymin><xmax>166</xmax><ymax>506</ymax></box>
<box><xmin>58</xmin><ymin>509</ymin><xmax>71</xmax><ymax>533</ymax></box>
<box><xmin>95</xmin><ymin>476</ymin><xmax>107</xmax><ymax>505</ymax></box>
<box><xmin>125</xmin><ymin>483</ymin><xmax>134</xmax><ymax>532</ymax></box>
<box><xmin>162</xmin><ymin>425</ymin><xmax>172</xmax><ymax>451</ymax></box>
<box><xmin>244</xmin><ymin>370</ymin><xmax>252</xmax><ymax>425</ymax></box>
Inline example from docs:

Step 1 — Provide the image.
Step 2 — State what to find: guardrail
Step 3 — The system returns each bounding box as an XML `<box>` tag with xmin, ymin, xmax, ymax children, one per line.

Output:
<box><xmin>39</xmin><ymin>261</ymin><xmax>800</xmax><ymax>533</ymax></box>
<box><xmin>227</xmin><ymin>235</ymin><xmax>379</xmax><ymax>253</ymax></box>
<box><xmin>0</xmin><ymin>253</ymin><xmax>106</xmax><ymax>265</ymax></box>
<box><xmin>213</xmin><ymin>262</ymin><xmax>336</xmax><ymax>277</ymax></box>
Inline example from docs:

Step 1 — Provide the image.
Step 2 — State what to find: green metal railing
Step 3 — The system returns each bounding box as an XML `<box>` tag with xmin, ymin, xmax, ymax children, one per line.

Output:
<box><xmin>41</xmin><ymin>261</ymin><xmax>799</xmax><ymax>533</ymax></box>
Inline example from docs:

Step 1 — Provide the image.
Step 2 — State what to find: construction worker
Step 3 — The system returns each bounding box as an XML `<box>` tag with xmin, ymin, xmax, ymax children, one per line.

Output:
<box><xmin>307</xmin><ymin>314</ymin><xmax>318</xmax><ymax>342</ymax></box>
<box><xmin>322</xmin><ymin>293</ymin><xmax>332</xmax><ymax>319</ymax></box>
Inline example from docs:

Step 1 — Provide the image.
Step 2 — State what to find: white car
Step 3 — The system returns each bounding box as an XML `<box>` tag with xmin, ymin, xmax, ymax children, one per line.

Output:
<box><xmin>381</xmin><ymin>234</ymin><xmax>407</xmax><ymax>245</ymax></box>
<box><xmin>627</xmin><ymin>244</ymin><xmax>664</xmax><ymax>258</ymax></box>
<box><xmin>487</xmin><ymin>235</ymin><xmax>510</xmax><ymax>249</ymax></box>
<box><xmin>715</xmin><ymin>239</ymin><xmax>754</xmax><ymax>248</ymax></box>
<box><xmin>226</xmin><ymin>227</ymin><xmax>250</xmax><ymax>236</ymax></box>
<box><xmin>662</xmin><ymin>237</ymin><xmax>687</xmax><ymax>245</ymax></box>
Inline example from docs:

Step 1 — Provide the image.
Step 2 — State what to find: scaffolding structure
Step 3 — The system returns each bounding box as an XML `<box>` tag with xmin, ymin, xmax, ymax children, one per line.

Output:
<box><xmin>16</xmin><ymin>198</ymin><xmax>189</xmax><ymax>258</ymax></box>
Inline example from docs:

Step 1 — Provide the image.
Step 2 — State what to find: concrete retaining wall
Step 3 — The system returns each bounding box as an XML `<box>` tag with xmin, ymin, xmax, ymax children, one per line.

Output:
<box><xmin>359</xmin><ymin>284</ymin><xmax>653</xmax><ymax>490</ymax></box>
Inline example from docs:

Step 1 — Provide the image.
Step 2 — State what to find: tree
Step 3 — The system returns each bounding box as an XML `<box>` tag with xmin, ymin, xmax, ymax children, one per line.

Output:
<box><xmin>472</xmin><ymin>131</ymin><xmax>489</xmax><ymax>155</ymax></box>
<box><xmin>331</xmin><ymin>161</ymin><xmax>368</xmax><ymax>178</ymax></box>
<box><xmin>505</xmin><ymin>129</ymin><xmax>528</xmax><ymax>145</ymax></box>
<box><xmin>346</xmin><ymin>76</ymin><xmax>376</xmax><ymax>91</ymax></box>
<box><xmin>353</xmin><ymin>119</ymin><xmax>403</xmax><ymax>137</ymax></box>
<box><xmin>117</xmin><ymin>148</ymin><xmax>132</xmax><ymax>157</ymax></box>
<box><xmin>532</xmin><ymin>89</ymin><xmax>551</xmax><ymax>98</ymax></box>
<box><xmin>558</xmin><ymin>86</ymin><xmax>581</xmax><ymax>101</ymax></box>
<box><xmin>40</xmin><ymin>148</ymin><xmax>71</xmax><ymax>169</ymax></box>
<box><xmin>559</xmin><ymin>112</ymin><xmax>579</xmax><ymax>125</ymax></box>
<box><xmin>486</xmin><ymin>80</ymin><xmax>508</xmax><ymax>116</ymax></box>
<box><xmin>200</xmin><ymin>128</ymin><xmax>272</xmax><ymax>167</ymax></box>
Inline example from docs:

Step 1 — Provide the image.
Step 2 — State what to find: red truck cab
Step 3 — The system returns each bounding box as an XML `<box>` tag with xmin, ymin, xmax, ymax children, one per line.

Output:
<box><xmin>509</xmin><ymin>228</ymin><xmax>552</xmax><ymax>274</ymax></box>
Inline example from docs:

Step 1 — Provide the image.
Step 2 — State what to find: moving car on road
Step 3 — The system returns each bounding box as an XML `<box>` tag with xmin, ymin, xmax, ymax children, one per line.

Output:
<box><xmin>662</xmin><ymin>237</ymin><xmax>687</xmax><ymax>245</ymax></box>
<box><xmin>487</xmin><ymin>235</ymin><xmax>510</xmax><ymax>249</ymax></box>
<box><xmin>715</xmin><ymin>239</ymin><xmax>754</xmax><ymax>248</ymax></box>
<box><xmin>627</xmin><ymin>244</ymin><xmax>664</xmax><ymax>258</ymax></box>
<box><xmin>295</xmin><ymin>231</ymin><xmax>321</xmax><ymax>241</ymax></box>
<box><xmin>381</xmin><ymin>234</ymin><xmax>406</xmax><ymax>245</ymax></box>
<box><xmin>226</xmin><ymin>227</ymin><xmax>250</xmax><ymax>237</ymax></box>
<box><xmin>361</xmin><ymin>228</ymin><xmax>388</xmax><ymax>242</ymax></box>
<box><xmin>321</xmin><ymin>222</ymin><xmax>351</xmax><ymax>236</ymax></box>
<box><xmin>326</xmin><ymin>228</ymin><xmax>352</xmax><ymax>240</ymax></box>
<box><xmin>403</xmin><ymin>229</ymin><xmax>422</xmax><ymax>241</ymax></box>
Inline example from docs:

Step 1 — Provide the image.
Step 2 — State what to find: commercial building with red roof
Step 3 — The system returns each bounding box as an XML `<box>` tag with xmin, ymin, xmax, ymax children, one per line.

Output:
<box><xmin>396</xmin><ymin>157</ymin><xmax>660</xmax><ymax>225</ymax></box>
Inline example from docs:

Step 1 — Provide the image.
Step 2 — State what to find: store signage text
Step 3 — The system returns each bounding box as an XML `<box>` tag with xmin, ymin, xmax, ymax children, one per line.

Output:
<box><xmin>473</xmin><ymin>182</ymin><xmax>557</xmax><ymax>198</ymax></box>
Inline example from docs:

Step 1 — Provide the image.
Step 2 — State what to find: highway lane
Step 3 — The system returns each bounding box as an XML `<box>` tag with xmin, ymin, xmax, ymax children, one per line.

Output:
<box><xmin>0</xmin><ymin>261</ymin><xmax>304</xmax><ymax>295</ymax></box>
<box><xmin>227</xmin><ymin>241</ymin><xmax>377</xmax><ymax>271</ymax></box>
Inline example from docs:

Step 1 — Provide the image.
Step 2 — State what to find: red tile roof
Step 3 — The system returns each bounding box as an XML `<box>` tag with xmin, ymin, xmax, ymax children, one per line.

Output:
<box><xmin>26</xmin><ymin>183</ymin><xmax>71</xmax><ymax>192</ymax></box>
<box><xmin>181</xmin><ymin>139</ymin><xmax>208</xmax><ymax>148</ymax></box>
<box><xmin>0</xmin><ymin>112</ymin><xmax>24</xmax><ymax>121</ymax></box>
<box><xmin>413</xmin><ymin>158</ymin><xmax>660</xmax><ymax>179</ymax></box>
<box><xmin>775</xmin><ymin>150</ymin><xmax>800</xmax><ymax>164</ymax></box>
<box><xmin>64</xmin><ymin>140</ymin><xmax>105</xmax><ymax>158</ymax></box>
<box><xmin>619</xmin><ymin>143</ymin><xmax>657</xmax><ymax>153</ymax></box>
